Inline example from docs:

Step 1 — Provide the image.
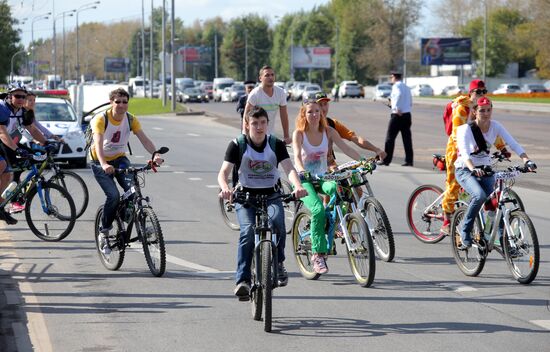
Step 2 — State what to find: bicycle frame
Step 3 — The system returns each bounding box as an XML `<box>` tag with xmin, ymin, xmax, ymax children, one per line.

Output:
<box><xmin>1</xmin><ymin>161</ymin><xmax>49</xmax><ymax>211</ymax></box>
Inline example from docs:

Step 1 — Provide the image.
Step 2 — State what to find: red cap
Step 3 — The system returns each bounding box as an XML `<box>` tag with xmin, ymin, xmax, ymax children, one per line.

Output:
<box><xmin>469</xmin><ymin>79</ymin><xmax>485</xmax><ymax>92</ymax></box>
<box><xmin>476</xmin><ymin>96</ymin><xmax>492</xmax><ymax>107</ymax></box>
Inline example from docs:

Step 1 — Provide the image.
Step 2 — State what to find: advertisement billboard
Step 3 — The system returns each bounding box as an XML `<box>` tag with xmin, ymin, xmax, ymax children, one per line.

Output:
<box><xmin>176</xmin><ymin>46</ymin><xmax>212</xmax><ymax>65</ymax></box>
<box><xmin>292</xmin><ymin>46</ymin><xmax>331</xmax><ymax>69</ymax></box>
<box><xmin>420</xmin><ymin>38</ymin><xmax>471</xmax><ymax>66</ymax></box>
<box><xmin>104</xmin><ymin>57</ymin><xmax>129</xmax><ymax>73</ymax></box>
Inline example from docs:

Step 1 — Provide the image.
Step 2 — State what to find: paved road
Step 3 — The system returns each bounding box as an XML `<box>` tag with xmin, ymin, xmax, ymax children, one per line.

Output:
<box><xmin>1</xmin><ymin>112</ymin><xmax>549</xmax><ymax>351</ymax></box>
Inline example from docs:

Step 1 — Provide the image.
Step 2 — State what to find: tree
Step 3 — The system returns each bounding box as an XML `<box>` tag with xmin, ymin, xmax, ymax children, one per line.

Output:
<box><xmin>0</xmin><ymin>0</ymin><xmax>23</xmax><ymax>83</ymax></box>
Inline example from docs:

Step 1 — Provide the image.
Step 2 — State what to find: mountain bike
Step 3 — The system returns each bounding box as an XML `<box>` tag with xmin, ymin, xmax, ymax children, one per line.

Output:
<box><xmin>450</xmin><ymin>165</ymin><xmax>539</xmax><ymax>284</ymax></box>
<box><xmin>94</xmin><ymin>147</ymin><xmax>169</xmax><ymax>277</ymax></box>
<box><xmin>3</xmin><ymin>148</ymin><xmax>76</xmax><ymax>241</ymax></box>
<box><xmin>406</xmin><ymin>152</ymin><xmax>524</xmax><ymax>244</ymax></box>
<box><xmin>291</xmin><ymin>166</ymin><xmax>376</xmax><ymax>287</ymax></box>
<box><xmin>232</xmin><ymin>190</ymin><xmax>295</xmax><ymax>333</ymax></box>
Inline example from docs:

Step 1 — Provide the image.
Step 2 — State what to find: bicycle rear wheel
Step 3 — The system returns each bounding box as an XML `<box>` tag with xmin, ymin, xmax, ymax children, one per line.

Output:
<box><xmin>406</xmin><ymin>185</ymin><xmax>446</xmax><ymax>243</ymax></box>
<box><xmin>94</xmin><ymin>206</ymin><xmax>126</xmax><ymax>271</ymax></box>
<box><xmin>346</xmin><ymin>213</ymin><xmax>376</xmax><ymax>287</ymax></box>
<box><xmin>138</xmin><ymin>207</ymin><xmax>166</xmax><ymax>277</ymax></box>
<box><xmin>362</xmin><ymin>197</ymin><xmax>395</xmax><ymax>262</ymax></box>
<box><xmin>218</xmin><ymin>189</ymin><xmax>239</xmax><ymax>231</ymax></box>
<box><xmin>49</xmin><ymin>170</ymin><xmax>89</xmax><ymax>219</ymax></box>
<box><xmin>291</xmin><ymin>210</ymin><xmax>320</xmax><ymax>280</ymax></box>
<box><xmin>25</xmin><ymin>182</ymin><xmax>76</xmax><ymax>241</ymax></box>
<box><xmin>450</xmin><ymin>208</ymin><xmax>486</xmax><ymax>277</ymax></box>
<box><xmin>250</xmin><ymin>250</ymin><xmax>263</xmax><ymax>321</ymax></box>
<box><xmin>503</xmin><ymin>211</ymin><xmax>539</xmax><ymax>284</ymax></box>
<box><xmin>279</xmin><ymin>178</ymin><xmax>297</xmax><ymax>234</ymax></box>
<box><xmin>261</xmin><ymin>241</ymin><xmax>273</xmax><ymax>332</ymax></box>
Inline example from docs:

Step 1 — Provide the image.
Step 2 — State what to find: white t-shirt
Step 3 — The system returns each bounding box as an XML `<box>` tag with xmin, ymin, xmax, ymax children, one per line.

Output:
<box><xmin>246</xmin><ymin>85</ymin><xmax>287</xmax><ymax>134</ymax></box>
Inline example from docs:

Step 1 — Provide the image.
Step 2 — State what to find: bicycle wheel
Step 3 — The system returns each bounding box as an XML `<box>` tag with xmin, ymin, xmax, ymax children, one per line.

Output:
<box><xmin>94</xmin><ymin>206</ymin><xmax>125</xmax><ymax>271</ymax></box>
<box><xmin>138</xmin><ymin>207</ymin><xmax>166</xmax><ymax>277</ymax></box>
<box><xmin>346</xmin><ymin>213</ymin><xmax>376</xmax><ymax>287</ymax></box>
<box><xmin>250</xmin><ymin>250</ymin><xmax>263</xmax><ymax>321</ymax></box>
<box><xmin>291</xmin><ymin>210</ymin><xmax>320</xmax><ymax>280</ymax></box>
<box><xmin>24</xmin><ymin>182</ymin><xmax>76</xmax><ymax>241</ymax></box>
<box><xmin>362</xmin><ymin>197</ymin><xmax>395</xmax><ymax>262</ymax></box>
<box><xmin>450</xmin><ymin>207</ymin><xmax>486</xmax><ymax>277</ymax></box>
<box><xmin>505</xmin><ymin>189</ymin><xmax>525</xmax><ymax>212</ymax></box>
<box><xmin>261</xmin><ymin>241</ymin><xmax>273</xmax><ymax>332</ymax></box>
<box><xmin>218</xmin><ymin>190</ymin><xmax>239</xmax><ymax>231</ymax></box>
<box><xmin>503</xmin><ymin>210</ymin><xmax>539</xmax><ymax>284</ymax></box>
<box><xmin>49</xmin><ymin>170</ymin><xmax>89</xmax><ymax>219</ymax></box>
<box><xmin>406</xmin><ymin>184</ymin><xmax>446</xmax><ymax>243</ymax></box>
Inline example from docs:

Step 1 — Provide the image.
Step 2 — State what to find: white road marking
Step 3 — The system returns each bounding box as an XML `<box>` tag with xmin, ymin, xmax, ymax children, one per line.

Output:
<box><xmin>134</xmin><ymin>155</ymin><xmax>144</xmax><ymax>158</ymax></box>
<box><xmin>188</xmin><ymin>177</ymin><xmax>202</xmax><ymax>181</ymax></box>
<box><xmin>531</xmin><ymin>320</ymin><xmax>550</xmax><ymax>330</ymax></box>
<box><xmin>439</xmin><ymin>283</ymin><xmax>477</xmax><ymax>292</ymax></box>
<box><xmin>206</xmin><ymin>185</ymin><xmax>219</xmax><ymax>188</ymax></box>
<box><xmin>187</xmin><ymin>133</ymin><xmax>200</xmax><ymax>137</ymax></box>
<box><xmin>174</xmin><ymin>171</ymin><xmax>186</xmax><ymax>174</ymax></box>
<box><xmin>153</xmin><ymin>127</ymin><xmax>163</xmax><ymax>130</ymax></box>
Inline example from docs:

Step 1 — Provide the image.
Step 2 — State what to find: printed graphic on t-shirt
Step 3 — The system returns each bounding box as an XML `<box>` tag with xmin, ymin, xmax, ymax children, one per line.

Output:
<box><xmin>304</xmin><ymin>151</ymin><xmax>325</xmax><ymax>175</ymax></box>
<box><xmin>111</xmin><ymin>131</ymin><xmax>121</xmax><ymax>143</ymax></box>
<box><xmin>249</xmin><ymin>159</ymin><xmax>274</xmax><ymax>174</ymax></box>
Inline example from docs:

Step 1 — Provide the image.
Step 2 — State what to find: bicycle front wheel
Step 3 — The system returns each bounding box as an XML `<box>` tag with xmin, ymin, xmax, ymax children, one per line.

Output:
<box><xmin>406</xmin><ymin>185</ymin><xmax>446</xmax><ymax>243</ymax></box>
<box><xmin>250</xmin><ymin>250</ymin><xmax>263</xmax><ymax>321</ymax></box>
<box><xmin>49</xmin><ymin>170</ymin><xmax>89</xmax><ymax>219</ymax></box>
<box><xmin>291</xmin><ymin>210</ymin><xmax>320</xmax><ymax>280</ymax></box>
<box><xmin>450</xmin><ymin>208</ymin><xmax>486</xmax><ymax>277</ymax></box>
<box><xmin>138</xmin><ymin>207</ymin><xmax>166</xmax><ymax>277</ymax></box>
<box><xmin>94</xmin><ymin>206</ymin><xmax>125</xmax><ymax>271</ymax></box>
<box><xmin>506</xmin><ymin>189</ymin><xmax>525</xmax><ymax>212</ymax></box>
<box><xmin>280</xmin><ymin>178</ymin><xmax>297</xmax><ymax>234</ymax></box>
<box><xmin>346</xmin><ymin>213</ymin><xmax>376</xmax><ymax>287</ymax></box>
<box><xmin>218</xmin><ymin>190</ymin><xmax>239</xmax><ymax>231</ymax></box>
<box><xmin>25</xmin><ymin>182</ymin><xmax>76</xmax><ymax>241</ymax></box>
<box><xmin>503</xmin><ymin>211</ymin><xmax>539</xmax><ymax>284</ymax></box>
<box><xmin>362</xmin><ymin>197</ymin><xmax>395</xmax><ymax>262</ymax></box>
<box><xmin>261</xmin><ymin>241</ymin><xmax>273</xmax><ymax>332</ymax></box>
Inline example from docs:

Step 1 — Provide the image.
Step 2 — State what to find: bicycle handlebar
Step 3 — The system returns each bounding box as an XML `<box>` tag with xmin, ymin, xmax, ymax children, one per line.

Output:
<box><xmin>232</xmin><ymin>191</ymin><xmax>296</xmax><ymax>206</ymax></box>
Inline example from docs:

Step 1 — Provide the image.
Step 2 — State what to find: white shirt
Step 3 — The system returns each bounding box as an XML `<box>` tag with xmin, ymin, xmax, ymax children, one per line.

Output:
<box><xmin>390</xmin><ymin>81</ymin><xmax>412</xmax><ymax>114</ymax></box>
<box><xmin>301</xmin><ymin>131</ymin><xmax>329</xmax><ymax>176</ymax></box>
<box><xmin>455</xmin><ymin>120</ymin><xmax>525</xmax><ymax>168</ymax></box>
<box><xmin>247</xmin><ymin>85</ymin><xmax>287</xmax><ymax>134</ymax></box>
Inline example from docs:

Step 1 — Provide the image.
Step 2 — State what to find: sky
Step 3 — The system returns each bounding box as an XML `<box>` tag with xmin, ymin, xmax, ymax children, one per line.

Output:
<box><xmin>9</xmin><ymin>0</ymin><xmax>438</xmax><ymax>47</ymax></box>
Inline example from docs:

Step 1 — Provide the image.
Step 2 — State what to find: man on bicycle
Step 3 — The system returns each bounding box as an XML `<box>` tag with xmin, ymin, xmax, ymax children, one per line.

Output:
<box><xmin>0</xmin><ymin>83</ymin><xmax>48</xmax><ymax>224</ymax></box>
<box><xmin>218</xmin><ymin>107</ymin><xmax>307</xmax><ymax>299</ymax></box>
<box><xmin>90</xmin><ymin>88</ymin><xmax>163</xmax><ymax>254</ymax></box>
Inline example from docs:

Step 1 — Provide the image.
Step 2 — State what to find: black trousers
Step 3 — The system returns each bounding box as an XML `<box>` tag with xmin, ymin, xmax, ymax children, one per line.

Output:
<box><xmin>383</xmin><ymin>112</ymin><xmax>413</xmax><ymax>165</ymax></box>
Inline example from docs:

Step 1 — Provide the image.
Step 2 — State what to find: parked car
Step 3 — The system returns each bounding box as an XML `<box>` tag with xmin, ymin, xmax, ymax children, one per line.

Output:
<box><xmin>301</xmin><ymin>84</ymin><xmax>323</xmax><ymax>101</ymax></box>
<box><xmin>544</xmin><ymin>80</ymin><xmax>550</xmax><ymax>91</ymax></box>
<box><xmin>493</xmin><ymin>83</ymin><xmax>521</xmax><ymax>94</ymax></box>
<box><xmin>291</xmin><ymin>82</ymin><xmax>309</xmax><ymax>101</ymax></box>
<box><xmin>338</xmin><ymin>81</ymin><xmax>362</xmax><ymax>98</ymax></box>
<box><xmin>181</xmin><ymin>87</ymin><xmax>209</xmax><ymax>103</ymax></box>
<box><xmin>373</xmin><ymin>84</ymin><xmax>392</xmax><ymax>101</ymax></box>
<box><xmin>229</xmin><ymin>84</ymin><xmax>246</xmax><ymax>102</ymax></box>
<box><xmin>410</xmin><ymin>84</ymin><xmax>434</xmax><ymax>96</ymax></box>
<box><xmin>441</xmin><ymin>85</ymin><xmax>465</xmax><ymax>96</ymax></box>
<box><xmin>522</xmin><ymin>83</ymin><xmax>547</xmax><ymax>93</ymax></box>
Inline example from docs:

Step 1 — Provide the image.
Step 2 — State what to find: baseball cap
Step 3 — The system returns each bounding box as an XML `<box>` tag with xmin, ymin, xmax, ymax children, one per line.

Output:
<box><xmin>476</xmin><ymin>96</ymin><xmax>492</xmax><ymax>107</ymax></box>
<box><xmin>315</xmin><ymin>92</ymin><xmax>331</xmax><ymax>103</ymax></box>
<box><xmin>469</xmin><ymin>79</ymin><xmax>485</xmax><ymax>92</ymax></box>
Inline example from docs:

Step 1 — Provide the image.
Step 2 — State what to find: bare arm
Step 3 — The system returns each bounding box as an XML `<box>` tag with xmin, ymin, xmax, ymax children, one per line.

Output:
<box><xmin>0</xmin><ymin>125</ymin><xmax>17</xmax><ymax>151</ymax></box>
<box><xmin>217</xmin><ymin>161</ymin><xmax>234</xmax><ymax>200</ymax></box>
<box><xmin>26</xmin><ymin>123</ymin><xmax>47</xmax><ymax>144</ymax></box>
<box><xmin>351</xmin><ymin>135</ymin><xmax>386</xmax><ymax>159</ymax></box>
<box><xmin>280</xmin><ymin>158</ymin><xmax>308</xmax><ymax>198</ymax></box>
<box><xmin>292</xmin><ymin>130</ymin><xmax>305</xmax><ymax>172</ymax></box>
<box><xmin>329</xmin><ymin>128</ymin><xmax>362</xmax><ymax>161</ymax></box>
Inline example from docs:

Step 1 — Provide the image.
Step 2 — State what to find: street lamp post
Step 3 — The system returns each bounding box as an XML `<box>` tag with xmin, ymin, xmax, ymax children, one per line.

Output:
<box><xmin>31</xmin><ymin>13</ymin><xmax>51</xmax><ymax>85</ymax></box>
<box><xmin>76</xmin><ymin>1</ymin><xmax>100</xmax><ymax>83</ymax></box>
<box><xmin>483</xmin><ymin>1</ymin><xmax>487</xmax><ymax>82</ymax></box>
<box><xmin>54</xmin><ymin>10</ymin><xmax>75</xmax><ymax>88</ymax></box>
<box><xmin>10</xmin><ymin>49</ymin><xmax>31</xmax><ymax>82</ymax></box>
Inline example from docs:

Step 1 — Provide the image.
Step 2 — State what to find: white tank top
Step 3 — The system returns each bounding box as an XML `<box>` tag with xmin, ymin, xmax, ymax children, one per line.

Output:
<box><xmin>301</xmin><ymin>131</ymin><xmax>328</xmax><ymax>175</ymax></box>
<box><xmin>238</xmin><ymin>136</ymin><xmax>280</xmax><ymax>188</ymax></box>
<box><xmin>102</xmin><ymin>115</ymin><xmax>131</xmax><ymax>158</ymax></box>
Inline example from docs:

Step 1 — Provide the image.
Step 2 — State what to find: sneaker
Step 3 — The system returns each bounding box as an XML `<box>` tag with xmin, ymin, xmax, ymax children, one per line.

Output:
<box><xmin>312</xmin><ymin>254</ymin><xmax>328</xmax><ymax>274</ymax></box>
<box><xmin>440</xmin><ymin>219</ymin><xmax>450</xmax><ymax>235</ymax></box>
<box><xmin>277</xmin><ymin>263</ymin><xmax>288</xmax><ymax>287</ymax></box>
<box><xmin>98</xmin><ymin>232</ymin><xmax>111</xmax><ymax>255</ymax></box>
<box><xmin>0</xmin><ymin>209</ymin><xmax>18</xmax><ymax>225</ymax></box>
<box><xmin>234</xmin><ymin>282</ymin><xmax>250</xmax><ymax>300</ymax></box>
<box><xmin>8</xmin><ymin>202</ymin><xmax>25</xmax><ymax>214</ymax></box>
<box><xmin>457</xmin><ymin>237</ymin><xmax>471</xmax><ymax>250</ymax></box>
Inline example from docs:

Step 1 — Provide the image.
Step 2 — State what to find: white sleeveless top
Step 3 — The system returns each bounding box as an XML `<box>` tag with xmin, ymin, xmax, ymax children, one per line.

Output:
<box><xmin>301</xmin><ymin>131</ymin><xmax>328</xmax><ymax>175</ymax></box>
<box><xmin>238</xmin><ymin>136</ymin><xmax>280</xmax><ymax>188</ymax></box>
<box><xmin>102</xmin><ymin>115</ymin><xmax>131</xmax><ymax>158</ymax></box>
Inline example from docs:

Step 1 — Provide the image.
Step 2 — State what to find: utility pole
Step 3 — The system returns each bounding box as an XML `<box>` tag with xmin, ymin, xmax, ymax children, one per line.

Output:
<box><xmin>403</xmin><ymin>20</ymin><xmax>407</xmax><ymax>84</ymax></box>
<box><xmin>244</xmin><ymin>29</ymin><xmax>248</xmax><ymax>81</ymax></box>
<box><xmin>141</xmin><ymin>0</ymin><xmax>146</xmax><ymax>95</ymax></box>
<box><xmin>161</xmin><ymin>0</ymin><xmax>166</xmax><ymax>106</ymax></box>
<box><xmin>214</xmin><ymin>31</ymin><xmax>218</xmax><ymax>78</ymax></box>
<box><xmin>171</xmin><ymin>0</ymin><xmax>176</xmax><ymax>111</ymax></box>
<box><xmin>334</xmin><ymin>21</ymin><xmax>338</xmax><ymax>85</ymax></box>
<box><xmin>290</xmin><ymin>32</ymin><xmax>294</xmax><ymax>81</ymax></box>
<box><xmin>150</xmin><ymin>0</ymin><xmax>154</xmax><ymax>98</ymax></box>
<box><xmin>483</xmin><ymin>0</ymin><xmax>487</xmax><ymax>82</ymax></box>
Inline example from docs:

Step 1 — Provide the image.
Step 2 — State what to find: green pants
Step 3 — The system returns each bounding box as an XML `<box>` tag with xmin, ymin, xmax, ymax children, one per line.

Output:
<box><xmin>301</xmin><ymin>180</ymin><xmax>337</xmax><ymax>254</ymax></box>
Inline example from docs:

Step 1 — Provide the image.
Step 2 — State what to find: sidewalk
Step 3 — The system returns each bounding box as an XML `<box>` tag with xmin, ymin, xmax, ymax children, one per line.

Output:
<box><xmin>413</xmin><ymin>96</ymin><xmax>550</xmax><ymax>113</ymax></box>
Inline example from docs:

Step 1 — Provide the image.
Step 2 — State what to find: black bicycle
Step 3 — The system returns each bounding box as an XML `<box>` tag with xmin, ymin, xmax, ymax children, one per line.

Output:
<box><xmin>94</xmin><ymin>147</ymin><xmax>169</xmax><ymax>277</ymax></box>
<box><xmin>232</xmin><ymin>190</ymin><xmax>295</xmax><ymax>333</ymax></box>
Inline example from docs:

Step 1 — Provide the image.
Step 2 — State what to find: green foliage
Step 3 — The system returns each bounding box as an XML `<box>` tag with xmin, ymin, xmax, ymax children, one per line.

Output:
<box><xmin>0</xmin><ymin>0</ymin><xmax>22</xmax><ymax>83</ymax></box>
<box><xmin>129</xmin><ymin>97</ymin><xmax>186</xmax><ymax>115</ymax></box>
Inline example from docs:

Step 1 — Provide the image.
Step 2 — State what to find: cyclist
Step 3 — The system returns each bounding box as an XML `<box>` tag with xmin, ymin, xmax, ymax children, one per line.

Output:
<box><xmin>292</xmin><ymin>99</ymin><xmax>363</xmax><ymax>274</ymax></box>
<box><xmin>90</xmin><ymin>88</ymin><xmax>164</xmax><ymax>255</ymax></box>
<box><xmin>0</xmin><ymin>83</ymin><xmax>48</xmax><ymax>224</ymax></box>
<box><xmin>440</xmin><ymin>80</ymin><xmax>509</xmax><ymax>235</ymax></box>
<box><xmin>218</xmin><ymin>106</ymin><xmax>307</xmax><ymax>299</ymax></box>
<box><xmin>454</xmin><ymin>96</ymin><xmax>536</xmax><ymax>249</ymax></box>
<box><xmin>315</xmin><ymin>92</ymin><xmax>386</xmax><ymax>169</ymax></box>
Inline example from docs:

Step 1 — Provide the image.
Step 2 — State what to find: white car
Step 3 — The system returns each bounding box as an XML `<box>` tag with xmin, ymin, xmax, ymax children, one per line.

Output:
<box><xmin>221</xmin><ymin>87</ymin><xmax>233</xmax><ymax>103</ymax></box>
<box><xmin>31</xmin><ymin>97</ymin><xmax>87</xmax><ymax>168</ymax></box>
<box><xmin>373</xmin><ymin>84</ymin><xmax>392</xmax><ymax>101</ymax></box>
<box><xmin>301</xmin><ymin>84</ymin><xmax>322</xmax><ymax>101</ymax></box>
<box><xmin>410</xmin><ymin>84</ymin><xmax>434</xmax><ymax>96</ymax></box>
<box><xmin>441</xmin><ymin>85</ymin><xmax>465</xmax><ymax>96</ymax></box>
<box><xmin>493</xmin><ymin>83</ymin><xmax>521</xmax><ymax>94</ymax></box>
<box><xmin>338</xmin><ymin>81</ymin><xmax>362</xmax><ymax>98</ymax></box>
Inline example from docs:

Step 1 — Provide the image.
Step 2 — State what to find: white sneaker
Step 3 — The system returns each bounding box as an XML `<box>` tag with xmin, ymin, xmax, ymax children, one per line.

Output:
<box><xmin>98</xmin><ymin>233</ymin><xmax>111</xmax><ymax>255</ymax></box>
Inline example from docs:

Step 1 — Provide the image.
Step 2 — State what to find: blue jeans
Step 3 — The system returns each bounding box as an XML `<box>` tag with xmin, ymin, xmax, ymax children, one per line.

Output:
<box><xmin>235</xmin><ymin>193</ymin><xmax>286</xmax><ymax>285</ymax></box>
<box><xmin>91</xmin><ymin>156</ymin><xmax>132</xmax><ymax>231</ymax></box>
<box><xmin>455</xmin><ymin>167</ymin><xmax>495</xmax><ymax>245</ymax></box>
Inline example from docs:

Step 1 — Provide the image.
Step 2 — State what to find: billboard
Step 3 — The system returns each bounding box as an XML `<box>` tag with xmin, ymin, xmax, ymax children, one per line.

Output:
<box><xmin>292</xmin><ymin>46</ymin><xmax>331</xmax><ymax>69</ymax></box>
<box><xmin>420</xmin><ymin>38</ymin><xmax>471</xmax><ymax>65</ymax></box>
<box><xmin>104</xmin><ymin>57</ymin><xmax>129</xmax><ymax>73</ymax></box>
<box><xmin>176</xmin><ymin>46</ymin><xmax>212</xmax><ymax>65</ymax></box>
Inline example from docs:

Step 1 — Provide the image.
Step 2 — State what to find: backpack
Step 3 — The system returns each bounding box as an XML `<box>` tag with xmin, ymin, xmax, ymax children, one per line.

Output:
<box><xmin>84</xmin><ymin>110</ymin><xmax>134</xmax><ymax>153</ymax></box>
<box><xmin>231</xmin><ymin>134</ymin><xmax>278</xmax><ymax>186</ymax></box>
<box><xmin>443</xmin><ymin>101</ymin><xmax>453</xmax><ymax>136</ymax></box>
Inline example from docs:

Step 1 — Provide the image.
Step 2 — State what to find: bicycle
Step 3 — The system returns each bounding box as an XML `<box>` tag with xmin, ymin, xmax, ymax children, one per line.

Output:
<box><xmin>2</xmin><ymin>147</ymin><xmax>76</xmax><ymax>241</ymax></box>
<box><xmin>336</xmin><ymin>158</ymin><xmax>395</xmax><ymax>262</ymax></box>
<box><xmin>94</xmin><ymin>147</ymin><xmax>169</xmax><ymax>277</ymax></box>
<box><xmin>232</xmin><ymin>189</ymin><xmax>295</xmax><ymax>333</ymax></box>
<box><xmin>291</xmin><ymin>166</ymin><xmax>376</xmax><ymax>287</ymax></box>
<box><xmin>449</xmin><ymin>165</ymin><xmax>539</xmax><ymax>284</ymax></box>
<box><xmin>406</xmin><ymin>152</ymin><xmax>524</xmax><ymax>244</ymax></box>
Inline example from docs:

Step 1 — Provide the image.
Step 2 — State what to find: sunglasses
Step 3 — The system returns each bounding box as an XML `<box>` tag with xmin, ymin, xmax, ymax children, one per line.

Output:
<box><xmin>471</xmin><ymin>89</ymin><xmax>488</xmax><ymax>95</ymax></box>
<box><xmin>114</xmin><ymin>100</ymin><xmax>128</xmax><ymax>104</ymax></box>
<box><xmin>13</xmin><ymin>94</ymin><xmax>27</xmax><ymax>99</ymax></box>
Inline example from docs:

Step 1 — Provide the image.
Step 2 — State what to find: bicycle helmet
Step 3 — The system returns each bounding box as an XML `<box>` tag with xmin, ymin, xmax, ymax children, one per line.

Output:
<box><xmin>7</xmin><ymin>82</ymin><xmax>27</xmax><ymax>94</ymax></box>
